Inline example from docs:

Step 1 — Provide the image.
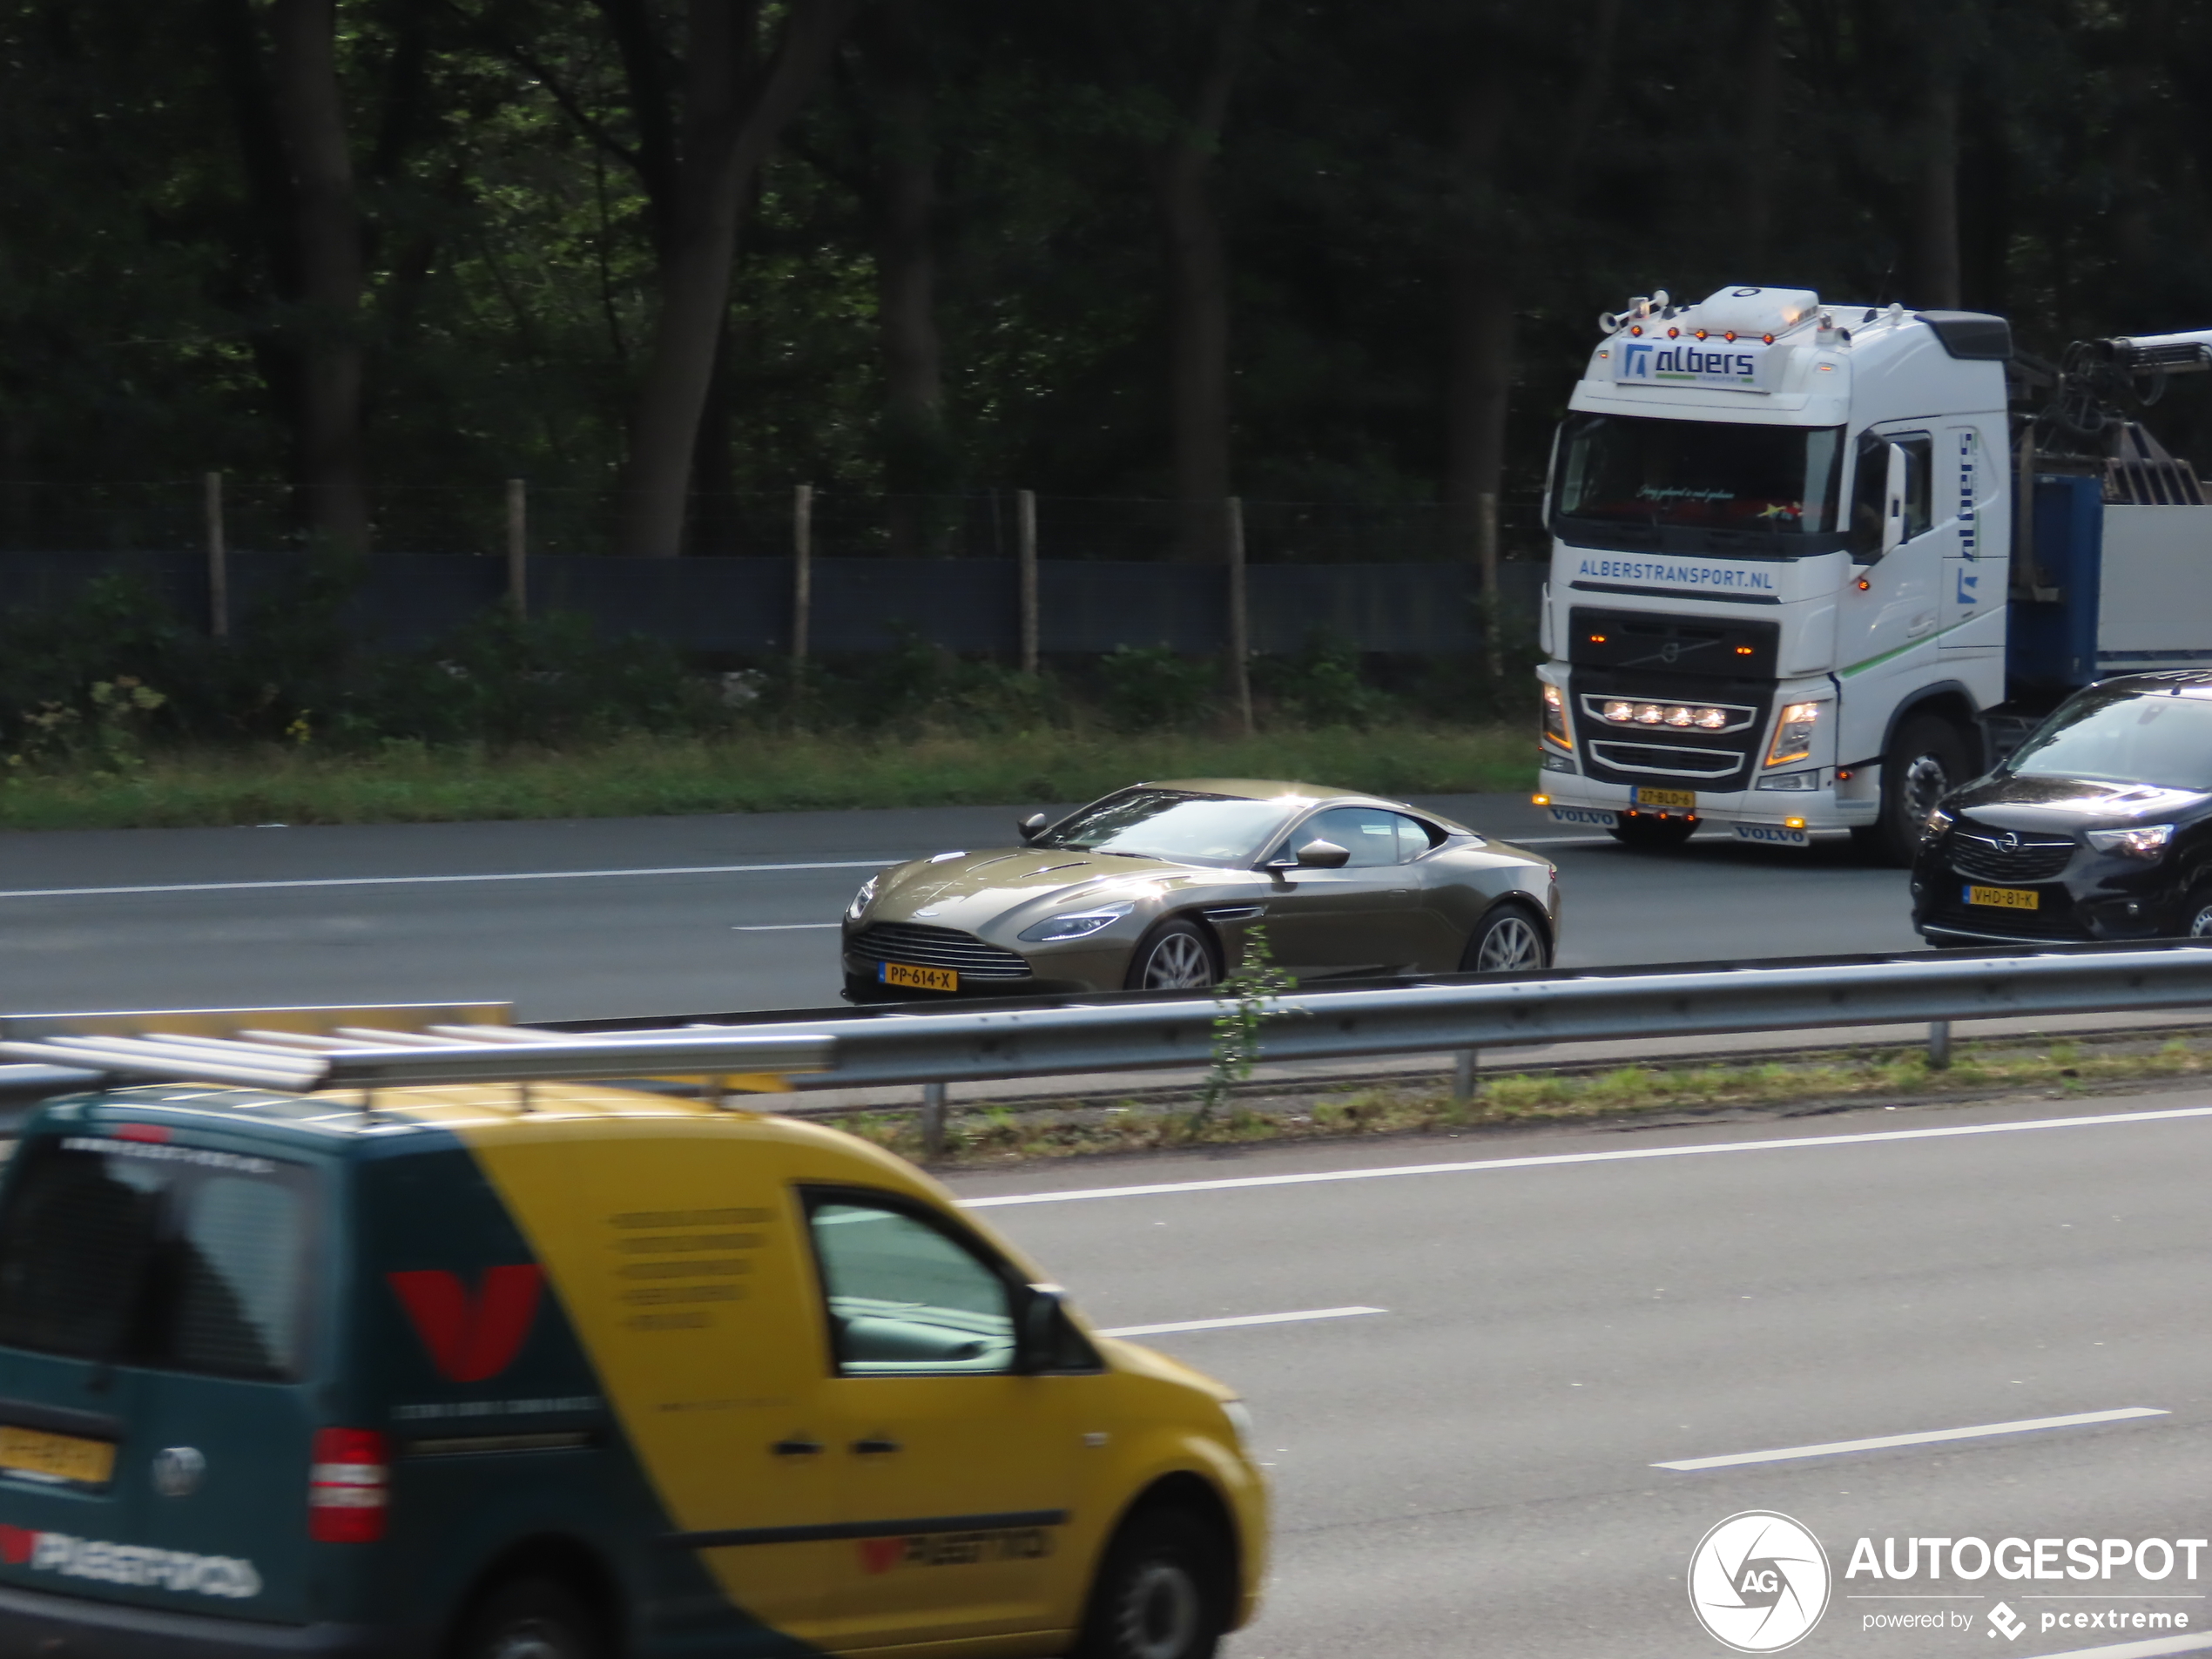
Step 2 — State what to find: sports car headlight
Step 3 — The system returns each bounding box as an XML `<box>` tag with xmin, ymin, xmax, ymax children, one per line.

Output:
<box><xmin>1766</xmin><ymin>700</ymin><xmax>1826</xmax><ymax>766</ymax></box>
<box><xmin>1018</xmin><ymin>900</ymin><xmax>1136</xmax><ymax>942</ymax></box>
<box><xmin>1541</xmin><ymin>681</ymin><xmax>1571</xmax><ymax>750</ymax></box>
<box><xmin>2086</xmin><ymin>823</ymin><xmax>2173</xmax><ymax>859</ymax></box>
<box><xmin>845</xmin><ymin>873</ymin><xmax>880</xmax><ymax>921</ymax></box>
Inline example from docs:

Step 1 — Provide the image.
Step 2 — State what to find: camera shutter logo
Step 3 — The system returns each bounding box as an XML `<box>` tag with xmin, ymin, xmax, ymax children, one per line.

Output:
<box><xmin>1688</xmin><ymin>1510</ymin><xmax>1831</xmax><ymax>1652</ymax></box>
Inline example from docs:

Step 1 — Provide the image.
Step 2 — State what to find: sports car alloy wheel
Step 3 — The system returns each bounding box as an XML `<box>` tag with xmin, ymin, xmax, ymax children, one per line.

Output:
<box><xmin>1472</xmin><ymin>913</ymin><xmax>1545</xmax><ymax>972</ymax></box>
<box><xmin>1136</xmin><ymin>930</ymin><xmax>1214</xmax><ymax>989</ymax></box>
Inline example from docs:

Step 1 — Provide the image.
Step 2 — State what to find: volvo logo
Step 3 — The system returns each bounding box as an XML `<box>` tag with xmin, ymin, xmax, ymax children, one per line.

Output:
<box><xmin>152</xmin><ymin>1446</ymin><xmax>206</xmax><ymax>1498</ymax></box>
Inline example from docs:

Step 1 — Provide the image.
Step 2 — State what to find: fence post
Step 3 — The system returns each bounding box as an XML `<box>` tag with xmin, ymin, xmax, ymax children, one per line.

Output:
<box><xmin>1017</xmin><ymin>488</ymin><xmax>1039</xmax><ymax>674</ymax></box>
<box><xmin>792</xmin><ymin>483</ymin><xmax>813</xmax><ymax>668</ymax></box>
<box><xmin>921</xmin><ymin>1080</ymin><xmax>948</xmax><ymax>1158</ymax></box>
<box><xmin>1226</xmin><ymin>496</ymin><xmax>1254</xmax><ymax>737</ymax></box>
<box><xmin>1927</xmin><ymin>1020</ymin><xmax>1952</xmax><ymax>1069</ymax></box>
<box><xmin>1451</xmin><ymin>1048</ymin><xmax>1478</xmax><ymax>1105</ymax></box>
<box><xmin>505</xmin><ymin>478</ymin><xmax>527</xmax><ymax>620</ymax></box>
<box><xmin>204</xmin><ymin>471</ymin><xmax>228</xmax><ymax>640</ymax></box>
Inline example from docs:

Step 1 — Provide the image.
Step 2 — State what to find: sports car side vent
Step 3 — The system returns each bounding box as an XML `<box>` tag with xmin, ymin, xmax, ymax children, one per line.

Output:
<box><xmin>1201</xmin><ymin>906</ymin><xmax>1266</xmax><ymax>922</ymax></box>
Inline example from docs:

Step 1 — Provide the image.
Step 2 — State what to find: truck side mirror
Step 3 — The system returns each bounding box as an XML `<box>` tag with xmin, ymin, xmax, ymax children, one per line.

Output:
<box><xmin>1881</xmin><ymin>442</ymin><xmax>1909</xmax><ymax>556</ymax></box>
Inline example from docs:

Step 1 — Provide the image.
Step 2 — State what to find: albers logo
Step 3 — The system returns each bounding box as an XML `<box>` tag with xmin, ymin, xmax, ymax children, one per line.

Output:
<box><xmin>1689</xmin><ymin>1511</ymin><xmax>1831</xmax><ymax>1652</ymax></box>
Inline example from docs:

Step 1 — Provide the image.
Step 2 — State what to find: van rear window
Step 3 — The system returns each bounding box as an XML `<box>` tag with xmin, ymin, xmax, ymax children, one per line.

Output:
<box><xmin>0</xmin><ymin>1134</ymin><xmax>317</xmax><ymax>1380</ymax></box>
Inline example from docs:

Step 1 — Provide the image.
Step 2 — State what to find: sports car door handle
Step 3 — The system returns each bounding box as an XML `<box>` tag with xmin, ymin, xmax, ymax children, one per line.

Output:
<box><xmin>850</xmin><ymin>1436</ymin><xmax>902</xmax><ymax>1455</ymax></box>
<box><xmin>770</xmin><ymin>1436</ymin><xmax>825</xmax><ymax>1458</ymax></box>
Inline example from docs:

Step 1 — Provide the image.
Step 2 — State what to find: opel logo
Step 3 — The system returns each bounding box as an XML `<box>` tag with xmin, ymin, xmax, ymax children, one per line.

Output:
<box><xmin>2000</xmin><ymin>831</ymin><xmax>2021</xmax><ymax>852</ymax></box>
<box><xmin>152</xmin><ymin>1446</ymin><xmax>206</xmax><ymax>1498</ymax></box>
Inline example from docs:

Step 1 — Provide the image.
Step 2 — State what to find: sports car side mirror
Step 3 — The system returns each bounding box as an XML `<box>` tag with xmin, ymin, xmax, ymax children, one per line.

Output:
<box><xmin>1293</xmin><ymin>839</ymin><xmax>1350</xmax><ymax>869</ymax></box>
<box><xmin>1018</xmin><ymin>812</ymin><xmax>1049</xmax><ymax>841</ymax></box>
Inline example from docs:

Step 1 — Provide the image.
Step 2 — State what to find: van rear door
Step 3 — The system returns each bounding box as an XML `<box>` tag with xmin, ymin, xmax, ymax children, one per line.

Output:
<box><xmin>0</xmin><ymin>1122</ymin><xmax>326</xmax><ymax>1624</ymax></box>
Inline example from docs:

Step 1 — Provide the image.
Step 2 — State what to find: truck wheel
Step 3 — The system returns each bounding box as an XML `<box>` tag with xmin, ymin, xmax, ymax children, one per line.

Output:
<box><xmin>1868</xmin><ymin>714</ymin><xmax>1970</xmax><ymax>867</ymax></box>
<box><xmin>1074</xmin><ymin>1506</ymin><xmax>1231</xmax><ymax>1659</ymax></box>
<box><xmin>451</xmin><ymin>1576</ymin><xmax>603</xmax><ymax>1659</ymax></box>
<box><xmin>1607</xmin><ymin>813</ymin><xmax>1696</xmax><ymax>851</ymax></box>
<box><xmin>1461</xmin><ymin>903</ymin><xmax>1550</xmax><ymax>973</ymax></box>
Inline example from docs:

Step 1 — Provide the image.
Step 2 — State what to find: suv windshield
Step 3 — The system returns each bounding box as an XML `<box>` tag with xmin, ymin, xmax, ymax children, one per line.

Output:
<box><xmin>1035</xmin><ymin>788</ymin><xmax>1298</xmax><ymax>867</ymax></box>
<box><xmin>0</xmin><ymin>1131</ymin><xmax>317</xmax><ymax>1379</ymax></box>
<box><xmin>1552</xmin><ymin>412</ymin><xmax>1846</xmax><ymax>556</ymax></box>
<box><xmin>2008</xmin><ymin>686</ymin><xmax>2212</xmax><ymax>791</ymax></box>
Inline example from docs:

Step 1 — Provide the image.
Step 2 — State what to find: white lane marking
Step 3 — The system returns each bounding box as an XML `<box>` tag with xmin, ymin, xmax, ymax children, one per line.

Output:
<box><xmin>1652</xmin><ymin>1408</ymin><xmax>2168</xmax><ymax>1471</ymax></box>
<box><xmin>2027</xmin><ymin>1635</ymin><xmax>2212</xmax><ymax>1659</ymax></box>
<box><xmin>959</xmin><ymin>1103</ymin><xmax>2212</xmax><ymax>1208</ymax></box>
<box><xmin>0</xmin><ymin>860</ymin><xmax>897</xmax><ymax>900</ymax></box>
<box><xmin>732</xmin><ymin>923</ymin><xmax>842</xmax><ymax>931</ymax></box>
<box><xmin>1098</xmin><ymin>1305</ymin><xmax>1386</xmax><ymax>1338</ymax></box>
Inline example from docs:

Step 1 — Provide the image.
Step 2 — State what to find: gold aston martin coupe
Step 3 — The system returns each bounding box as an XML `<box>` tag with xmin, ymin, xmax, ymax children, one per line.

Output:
<box><xmin>840</xmin><ymin>778</ymin><xmax>1561</xmax><ymax>1000</ymax></box>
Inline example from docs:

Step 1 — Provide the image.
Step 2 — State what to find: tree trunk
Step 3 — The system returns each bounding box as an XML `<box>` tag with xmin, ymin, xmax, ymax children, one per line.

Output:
<box><xmin>867</xmin><ymin>0</ymin><xmax>948</xmax><ymax>555</ymax></box>
<box><xmin>618</xmin><ymin>0</ymin><xmax>860</xmax><ymax>559</ymax></box>
<box><xmin>1446</xmin><ymin>62</ymin><xmax>1511</xmax><ymax>676</ymax></box>
<box><xmin>1739</xmin><ymin>0</ymin><xmax>1784</xmax><ymax>272</ymax></box>
<box><xmin>1154</xmin><ymin>0</ymin><xmax>1259</xmax><ymax>563</ymax></box>
<box><xmin>267</xmin><ymin>0</ymin><xmax>369</xmax><ymax>555</ymax></box>
<box><xmin>1915</xmin><ymin>71</ymin><xmax>1961</xmax><ymax>309</ymax></box>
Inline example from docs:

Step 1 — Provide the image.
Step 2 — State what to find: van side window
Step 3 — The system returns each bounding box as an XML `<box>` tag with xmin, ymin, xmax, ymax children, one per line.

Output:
<box><xmin>174</xmin><ymin>1177</ymin><xmax>306</xmax><ymax>1377</ymax></box>
<box><xmin>805</xmin><ymin>1197</ymin><xmax>1015</xmax><ymax>1376</ymax></box>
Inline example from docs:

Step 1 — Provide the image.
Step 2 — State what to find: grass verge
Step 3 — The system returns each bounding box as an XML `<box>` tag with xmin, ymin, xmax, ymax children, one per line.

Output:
<box><xmin>0</xmin><ymin>723</ymin><xmax>1530</xmax><ymax>831</ymax></box>
<box><xmin>820</xmin><ymin>1031</ymin><xmax>2212</xmax><ymax>1166</ymax></box>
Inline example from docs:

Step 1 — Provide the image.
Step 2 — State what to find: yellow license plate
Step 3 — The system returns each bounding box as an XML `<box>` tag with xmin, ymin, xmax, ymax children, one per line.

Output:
<box><xmin>1965</xmin><ymin>884</ymin><xmax>2040</xmax><ymax>911</ymax></box>
<box><xmin>0</xmin><ymin>1425</ymin><xmax>115</xmax><ymax>1487</ymax></box>
<box><xmin>880</xmin><ymin>961</ymin><xmax>958</xmax><ymax>992</ymax></box>
<box><xmin>1635</xmin><ymin>786</ymin><xmax>1696</xmax><ymax>810</ymax></box>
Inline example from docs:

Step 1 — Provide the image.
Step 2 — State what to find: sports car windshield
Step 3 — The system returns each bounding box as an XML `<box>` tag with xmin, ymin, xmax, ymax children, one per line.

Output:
<box><xmin>1036</xmin><ymin>789</ymin><xmax>1297</xmax><ymax>867</ymax></box>
<box><xmin>2007</xmin><ymin>687</ymin><xmax>2212</xmax><ymax>790</ymax></box>
<box><xmin>1552</xmin><ymin>412</ymin><xmax>1845</xmax><ymax>556</ymax></box>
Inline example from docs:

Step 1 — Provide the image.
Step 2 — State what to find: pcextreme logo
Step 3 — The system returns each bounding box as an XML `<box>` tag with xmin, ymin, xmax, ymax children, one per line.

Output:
<box><xmin>0</xmin><ymin>1526</ymin><xmax>261</xmax><ymax>1599</ymax></box>
<box><xmin>388</xmin><ymin>1265</ymin><xmax>543</xmax><ymax>1383</ymax></box>
<box><xmin>1688</xmin><ymin>1510</ymin><xmax>1831</xmax><ymax>1652</ymax></box>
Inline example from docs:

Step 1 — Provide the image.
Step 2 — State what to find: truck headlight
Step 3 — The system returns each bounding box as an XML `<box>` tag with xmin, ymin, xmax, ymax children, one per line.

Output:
<box><xmin>845</xmin><ymin>873</ymin><xmax>880</xmax><ymax>921</ymax></box>
<box><xmin>2086</xmin><ymin>823</ymin><xmax>2173</xmax><ymax>859</ymax></box>
<box><xmin>1019</xmin><ymin>900</ymin><xmax>1136</xmax><ymax>941</ymax></box>
<box><xmin>1766</xmin><ymin>700</ymin><xmax>1826</xmax><ymax>766</ymax></box>
<box><xmin>1541</xmin><ymin>681</ymin><xmax>1572</xmax><ymax>750</ymax></box>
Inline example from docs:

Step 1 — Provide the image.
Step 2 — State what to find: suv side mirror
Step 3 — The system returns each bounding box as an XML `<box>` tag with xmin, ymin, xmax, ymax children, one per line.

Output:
<box><xmin>1017</xmin><ymin>812</ymin><xmax>1049</xmax><ymax>842</ymax></box>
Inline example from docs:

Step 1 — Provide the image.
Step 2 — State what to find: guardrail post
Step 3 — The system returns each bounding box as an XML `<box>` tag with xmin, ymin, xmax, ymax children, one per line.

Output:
<box><xmin>1452</xmin><ymin>1049</ymin><xmax>1478</xmax><ymax>1104</ymax></box>
<box><xmin>921</xmin><ymin>1080</ymin><xmax>948</xmax><ymax>1157</ymax></box>
<box><xmin>1926</xmin><ymin>1020</ymin><xmax>1952</xmax><ymax>1069</ymax></box>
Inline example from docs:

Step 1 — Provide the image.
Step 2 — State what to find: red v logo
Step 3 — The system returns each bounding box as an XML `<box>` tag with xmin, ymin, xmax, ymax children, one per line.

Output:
<box><xmin>387</xmin><ymin>1265</ymin><xmax>543</xmax><ymax>1383</ymax></box>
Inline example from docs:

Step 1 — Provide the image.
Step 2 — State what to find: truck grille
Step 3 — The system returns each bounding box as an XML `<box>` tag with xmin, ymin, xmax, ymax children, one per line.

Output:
<box><xmin>848</xmin><ymin>923</ymin><xmax>1033</xmax><ymax>980</ymax></box>
<box><xmin>1946</xmin><ymin>826</ymin><xmax>2076</xmax><ymax>883</ymax></box>
<box><xmin>1587</xmin><ymin>740</ymin><xmax>1746</xmax><ymax>779</ymax></box>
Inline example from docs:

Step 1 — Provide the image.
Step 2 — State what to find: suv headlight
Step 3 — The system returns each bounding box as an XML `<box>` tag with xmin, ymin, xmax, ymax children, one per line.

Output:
<box><xmin>1541</xmin><ymin>681</ymin><xmax>1572</xmax><ymax>750</ymax></box>
<box><xmin>2086</xmin><ymin>823</ymin><xmax>2174</xmax><ymax>859</ymax></box>
<box><xmin>1766</xmin><ymin>699</ymin><xmax>1827</xmax><ymax>766</ymax></box>
<box><xmin>1921</xmin><ymin>806</ymin><xmax>1955</xmax><ymax>841</ymax></box>
<box><xmin>845</xmin><ymin>873</ymin><xmax>880</xmax><ymax>921</ymax></box>
<box><xmin>1019</xmin><ymin>900</ymin><xmax>1136</xmax><ymax>941</ymax></box>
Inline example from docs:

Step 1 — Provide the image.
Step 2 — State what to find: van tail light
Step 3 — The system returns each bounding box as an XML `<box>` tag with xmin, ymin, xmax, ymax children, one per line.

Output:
<box><xmin>309</xmin><ymin>1428</ymin><xmax>388</xmax><ymax>1542</ymax></box>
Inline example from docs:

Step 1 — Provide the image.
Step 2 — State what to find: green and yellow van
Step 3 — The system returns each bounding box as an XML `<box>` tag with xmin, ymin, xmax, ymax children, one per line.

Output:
<box><xmin>0</xmin><ymin>1081</ymin><xmax>1264</xmax><ymax>1657</ymax></box>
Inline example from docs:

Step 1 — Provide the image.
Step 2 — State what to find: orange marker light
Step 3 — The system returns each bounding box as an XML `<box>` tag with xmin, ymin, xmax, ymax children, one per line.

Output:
<box><xmin>1736</xmin><ymin>644</ymin><xmax>1754</xmax><ymax>655</ymax></box>
<box><xmin>1857</xmin><ymin>577</ymin><xmax>1871</xmax><ymax>590</ymax></box>
<box><xmin>1531</xmin><ymin>793</ymin><xmax>1550</xmax><ymax>806</ymax></box>
<box><xmin>1668</xmin><ymin>327</ymin><xmax>1680</xmax><ymax>338</ymax></box>
<box><xmin>1762</xmin><ymin>333</ymin><xmax>1775</xmax><ymax>344</ymax></box>
<box><xmin>1694</xmin><ymin>329</ymin><xmax>1709</xmax><ymax>341</ymax></box>
<box><xmin>1723</xmin><ymin>330</ymin><xmax>1738</xmax><ymax>342</ymax></box>
<box><xmin>1589</xmin><ymin>634</ymin><xmax>1607</xmax><ymax>643</ymax></box>
<box><xmin>1784</xmin><ymin>818</ymin><xmax>1807</xmax><ymax>830</ymax></box>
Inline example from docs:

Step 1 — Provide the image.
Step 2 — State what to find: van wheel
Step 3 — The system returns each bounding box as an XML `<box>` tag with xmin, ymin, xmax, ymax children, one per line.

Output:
<box><xmin>452</xmin><ymin>1577</ymin><xmax>603</xmax><ymax>1659</ymax></box>
<box><xmin>1869</xmin><ymin>714</ymin><xmax>1970</xmax><ymax>867</ymax></box>
<box><xmin>1075</xmin><ymin>1507</ymin><xmax>1230</xmax><ymax>1659</ymax></box>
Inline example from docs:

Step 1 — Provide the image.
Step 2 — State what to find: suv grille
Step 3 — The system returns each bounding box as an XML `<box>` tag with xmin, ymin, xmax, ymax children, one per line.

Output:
<box><xmin>1947</xmin><ymin>826</ymin><xmax>2076</xmax><ymax>883</ymax></box>
<box><xmin>849</xmin><ymin>923</ymin><xmax>1033</xmax><ymax>980</ymax></box>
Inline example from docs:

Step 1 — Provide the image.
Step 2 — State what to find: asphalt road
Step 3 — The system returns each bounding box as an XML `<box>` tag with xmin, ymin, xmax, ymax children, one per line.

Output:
<box><xmin>949</xmin><ymin>1089</ymin><xmax>2212</xmax><ymax>1659</ymax></box>
<box><xmin>0</xmin><ymin>794</ymin><xmax>1923</xmax><ymax>1022</ymax></box>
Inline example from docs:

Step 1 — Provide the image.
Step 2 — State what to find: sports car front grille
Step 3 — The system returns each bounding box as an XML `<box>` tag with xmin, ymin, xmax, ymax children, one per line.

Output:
<box><xmin>1946</xmin><ymin>826</ymin><xmax>2077</xmax><ymax>883</ymax></box>
<box><xmin>848</xmin><ymin>922</ymin><xmax>1033</xmax><ymax>980</ymax></box>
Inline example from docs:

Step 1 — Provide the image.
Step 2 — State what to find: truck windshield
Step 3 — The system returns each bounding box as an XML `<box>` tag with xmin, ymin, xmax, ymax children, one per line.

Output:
<box><xmin>1552</xmin><ymin>412</ymin><xmax>1846</xmax><ymax>556</ymax></box>
<box><xmin>2007</xmin><ymin>687</ymin><xmax>2212</xmax><ymax>791</ymax></box>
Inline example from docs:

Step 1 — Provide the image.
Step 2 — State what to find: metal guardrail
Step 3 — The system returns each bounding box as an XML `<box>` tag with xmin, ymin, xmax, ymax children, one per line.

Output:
<box><xmin>2</xmin><ymin>944</ymin><xmax>2209</xmax><ymax>1122</ymax></box>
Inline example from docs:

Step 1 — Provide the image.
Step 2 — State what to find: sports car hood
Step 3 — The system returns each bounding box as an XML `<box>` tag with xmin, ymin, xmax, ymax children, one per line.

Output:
<box><xmin>1948</xmin><ymin>772</ymin><xmax>2212</xmax><ymax>832</ymax></box>
<box><xmin>867</xmin><ymin>846</ymin><xmax>1202</xmax><ymax>932</ymax></box>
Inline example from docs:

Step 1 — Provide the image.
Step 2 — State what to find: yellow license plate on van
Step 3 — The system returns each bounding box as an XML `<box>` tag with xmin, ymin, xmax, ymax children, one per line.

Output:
<box><xmin>0</xmin><ymin>1425</ymin><xmax>115</xmax><ymax>1487</ymax></box>
<box><xmin>1965</xmin><ymin>884</ymin><xmax>2040</xmax><ymax>911</ymax></box>
<box><xmin>1634</xmin><ymin>786</ymin><xmax>1696</xmax><ymax>810</ymax></box>
<box><xmin>880</xmin><ymin>961</ymin><xmax>957</xmax><ymax>992</ymax></box>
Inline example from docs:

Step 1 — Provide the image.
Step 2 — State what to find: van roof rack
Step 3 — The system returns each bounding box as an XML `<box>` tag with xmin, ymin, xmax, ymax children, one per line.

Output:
<box><xmin>0</xmin><ymin>1004</ymin><xmax>833</xmax><ymax>1096</ymax></box>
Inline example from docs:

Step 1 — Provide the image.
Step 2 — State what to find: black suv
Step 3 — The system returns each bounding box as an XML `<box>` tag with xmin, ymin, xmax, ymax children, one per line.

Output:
<box><xmin>1912</xmin><ymin>672</ymin><xmax>2212</xmax><ymax>947</ymax></box>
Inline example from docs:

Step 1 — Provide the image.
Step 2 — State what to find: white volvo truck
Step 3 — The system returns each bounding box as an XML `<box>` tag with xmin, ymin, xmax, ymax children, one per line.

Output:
<box><xmin>1532</xmin><ymin>282</ymin><xmax>2212</xmax><ymax>862</ymax></box>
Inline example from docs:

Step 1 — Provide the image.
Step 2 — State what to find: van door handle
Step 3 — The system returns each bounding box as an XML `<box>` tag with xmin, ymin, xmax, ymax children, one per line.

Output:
<box><xmin>770</xmin><ymin>1436</ymin><xmax>824</xmax><ymax>1458</ymax></box>
<box><xmin>850</xmin><ymin>1436</ymin><xmax>901</xmax><ymax>1455</ymax></box>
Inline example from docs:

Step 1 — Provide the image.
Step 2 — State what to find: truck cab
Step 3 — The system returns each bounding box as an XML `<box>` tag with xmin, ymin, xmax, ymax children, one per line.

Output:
<box><xmin>1535</xmin><ymin>284</ymin><xmax>2013</xmax><ymax>860</ymax></box>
